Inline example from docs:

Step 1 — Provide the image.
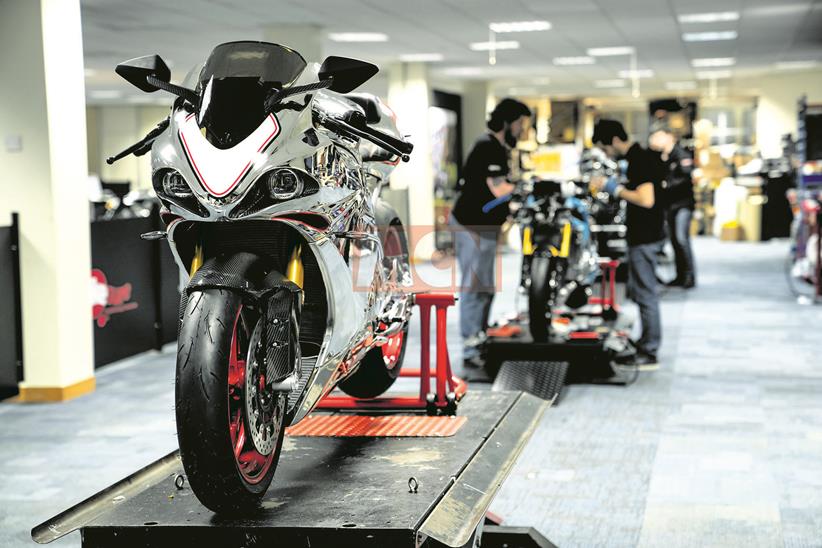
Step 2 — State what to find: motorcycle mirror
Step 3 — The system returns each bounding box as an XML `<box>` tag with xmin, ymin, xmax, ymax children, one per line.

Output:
<box><xmin>115</xmin><ymin>55</ymin><xmax>171</xmax><ymax>93</ymax></box>
<box><xmin>319</xmin><ymin>56</ymin><xmax>379</xmax><ymax>94</ymax></box>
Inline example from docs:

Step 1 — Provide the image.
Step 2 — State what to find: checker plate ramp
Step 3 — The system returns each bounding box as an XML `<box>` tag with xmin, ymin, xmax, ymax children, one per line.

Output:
<box><xmin>286</xmin><ymin>414</ymin><xmax>467</xmax><ymax>437</ymax></box>
<box><xmin>491</xmin><ymin>360</ymin><xmax>568</xmax><ymax>404</ymax></box>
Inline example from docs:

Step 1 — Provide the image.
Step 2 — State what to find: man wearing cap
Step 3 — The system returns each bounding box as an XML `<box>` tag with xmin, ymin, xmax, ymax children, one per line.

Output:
<box><xmin>591</xmin><ymin>119</ymin><xmax>666</xmax><ymax>369</ymax></box>
<box><xmin>450</xmin><ymin>98</ymin><xmax>531</xmax><ymax>368</ymax></box>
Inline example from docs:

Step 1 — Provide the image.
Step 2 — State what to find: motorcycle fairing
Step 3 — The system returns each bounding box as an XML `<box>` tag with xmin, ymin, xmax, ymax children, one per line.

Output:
<box><xmin>179</xmin><ymin>112</ymin><xmax>281</xmax><ymax>197</ymax></box>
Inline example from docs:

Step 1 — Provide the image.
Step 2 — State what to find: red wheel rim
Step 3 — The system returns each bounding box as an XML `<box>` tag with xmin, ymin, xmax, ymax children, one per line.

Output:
<box><xmin>228</xmin><ymin>307</ymin><xmax>276</xmax><ymax>484</ymax></box>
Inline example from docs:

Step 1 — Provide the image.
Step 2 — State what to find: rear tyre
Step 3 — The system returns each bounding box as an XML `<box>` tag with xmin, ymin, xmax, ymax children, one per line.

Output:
<box><xmin>528</xmin><ymin>255</ymin><xmax>562</xmax><ymax>343</ymax></box>
<box><xmin>175</xmin><ymin>289</ymin><xmax>286</xmax><ymax>513</ymax></box>
<box><xmin>339</xmin><ymin>222</ymin><xmax>410</xmax><ymax>398</ymax></box>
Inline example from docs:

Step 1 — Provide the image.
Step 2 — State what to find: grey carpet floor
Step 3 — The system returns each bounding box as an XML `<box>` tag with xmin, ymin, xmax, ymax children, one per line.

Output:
<box><xmin>1</xmin><ymin>237</ymin><xmax>821</xmax><ymax>547</ymax></box>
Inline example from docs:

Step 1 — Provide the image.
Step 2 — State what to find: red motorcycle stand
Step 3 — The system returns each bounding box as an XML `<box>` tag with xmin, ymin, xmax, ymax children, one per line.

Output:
<box><xmin>316</xmin><ymin>292</ymin><xmax>468</xmax><ymax>415</ymax></box>
<box><xmin>588</xmin><ymin>258</ymin><xmax>620</xmax><ymax>314</ymax></box>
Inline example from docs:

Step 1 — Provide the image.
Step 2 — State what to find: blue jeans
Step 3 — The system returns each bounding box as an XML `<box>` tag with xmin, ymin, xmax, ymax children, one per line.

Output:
<box><xmin>668</xmin><ymin>207</ymin><xmax>696</xmax><ymax>282</ymax></box>
<box><xmin>450</xmin><ymin>216</ymin><xmax>499</xmax><ymax>359</ymax></box>
<box><xmin>627</xmin><ymin>241</ymin><xmax>663</xmax><ymax>356</ymax></box>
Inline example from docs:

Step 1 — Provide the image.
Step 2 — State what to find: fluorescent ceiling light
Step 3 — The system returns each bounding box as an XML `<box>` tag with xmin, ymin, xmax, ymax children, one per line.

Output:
<box><xmin>507</xmin><ymin>87</ymin><xmax>538</xmax><ymax>95</ymax></box>
<box><xmin>399</xmin><ymin>53</ymin><xmax>444</xmax><ymax>62</ymax></box>
<box><xmin>691</xmin><ymin>57</ymin><xmax>735</xmax><ymax>68</ymax></box>
<box><xmin>683</xmin><ymin>31</ymin><xmax>738</xmax><ymax>42</ymax></box>
<box><xmin>594</xmin><ymin>79</ymin><xmax>626</xmax><ymax>88</ymax></box>
<box><xmin>442</xmin><ymin>66</ymin><xmax>484</xmax><ymax>77</ymax></box>
<box><xmin>89</xmin><ymin>90</ymin><xmax>123</xmax><ymax>99</ymax></box>
<box><xmin>678</xmin><ymin>11</ymin><xmax>739</xmax><ymax>24</ymax></box>
<box><xmin>328</xmin><ymin>32</ymin><xmax>388</xmax><ymax>42</ymax></box>
<box><xmin>747</xmin><ymin>4</ymin><xmax>808</xmax><ymax>17</ymax></box>
<box><xmin>489</xmin><ymin>20</ymin><xmax>551</xmax><ymax>33</ymax></box>
<box><xmin>470</xmin><ymin>40</ymin><xmax>519</xmax><ymax>51</ymax></box>
<box><xmin>587</xmin><ymin>46</ymin><xmax>635</xmax><ymax>56</ymax></box>
<box><xmin>617</xmin><ymin>69</ymin><xmax>654</xmax><ymax>78</ymax></box>
<box><xmin>776</xmin><ymin>60</ymin><xmax>819</xmax><ymax>70</ymax></box>
<box><xmin>696</xmin><ymin>70</ymin><xmax>732</xmax><ymax>79</ymax></box>
<box><xmin>665</xmin><ymin>81</ymin><xmax>697</xmax><ymax>91</ymax></box>
<box><xmin>553</xmin><ymin>56</ymin><xmax>595</xmax><ymax>66</ymax></box>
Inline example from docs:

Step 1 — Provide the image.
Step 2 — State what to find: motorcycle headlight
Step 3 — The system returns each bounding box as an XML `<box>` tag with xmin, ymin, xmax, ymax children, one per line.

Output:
<box><xmin>161</xmin><ymin>170</ymin><xmax>192</xmax><ymax>199</ymax></box>
<box><xmin>265</xmin><ymin>169</ymin><xmax>304</xmax><ymax>200</ymax></box>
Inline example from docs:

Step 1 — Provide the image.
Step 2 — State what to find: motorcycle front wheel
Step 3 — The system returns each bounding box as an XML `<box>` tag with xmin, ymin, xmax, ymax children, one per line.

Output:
<box><xmin>175</xmin><ymin>289</ymin><xmax>286</xmax><ymax>513</ymax></box>
<box><xmin>528</xmin><ymin>255</ymin><xmax>563</xmax><ymax>343</ymax></box>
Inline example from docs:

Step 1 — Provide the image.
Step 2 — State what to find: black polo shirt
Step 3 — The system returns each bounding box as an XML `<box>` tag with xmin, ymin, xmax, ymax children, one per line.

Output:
<box><xmin>624</xmin><ymin>142</ymin><xmax>666</xmax><ymax>246</ymax></box>
<box><xmin>452</xmin><ymin>133</ymin><xmax>510</xmax><ymax>228</ymax></box>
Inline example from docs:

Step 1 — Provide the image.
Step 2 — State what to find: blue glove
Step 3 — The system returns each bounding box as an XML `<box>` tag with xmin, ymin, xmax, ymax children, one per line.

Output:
<box><xmin>603</xmin><ymin>176</ymin><xmax>620</xmax><ymax>195</ymax></box>
<box><xmin>482</xmin><ymin>193</ymin><xmax>513</xmax><ymax>214</ymax></box>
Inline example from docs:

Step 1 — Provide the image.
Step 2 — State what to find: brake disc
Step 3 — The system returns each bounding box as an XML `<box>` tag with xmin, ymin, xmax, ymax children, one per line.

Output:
<box><xmin>244</xmin><ymin>321</ymin><xmax>283</xmax><ymax>456</ymax></box>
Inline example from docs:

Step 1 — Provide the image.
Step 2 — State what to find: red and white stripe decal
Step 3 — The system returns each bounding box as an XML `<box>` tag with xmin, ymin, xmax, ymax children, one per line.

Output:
<box><xmin>178</xmin><ymin>113</ymin><xmax>281</xmax><ymax>198</ymax></box>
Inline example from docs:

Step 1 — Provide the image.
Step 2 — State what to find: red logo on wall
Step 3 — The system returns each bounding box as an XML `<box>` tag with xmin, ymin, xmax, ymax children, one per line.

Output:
<box><xmin>91</xmin><ymin>269</ymin><xmax>139</xmax><ymax>327</ymax></box>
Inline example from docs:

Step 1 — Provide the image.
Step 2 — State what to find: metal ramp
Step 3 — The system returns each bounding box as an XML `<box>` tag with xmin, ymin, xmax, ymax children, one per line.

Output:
<box><xmin>492</xmin><ymin>360</ymin><xmax>568</xmax><ymax>404</ymax></box>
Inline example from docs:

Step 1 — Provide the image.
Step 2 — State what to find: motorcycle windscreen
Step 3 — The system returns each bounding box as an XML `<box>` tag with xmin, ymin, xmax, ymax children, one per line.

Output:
<box><xmin>196</xmin><ymin>41</ymin><xmax>307</xmax><ymax>149</ymax></box>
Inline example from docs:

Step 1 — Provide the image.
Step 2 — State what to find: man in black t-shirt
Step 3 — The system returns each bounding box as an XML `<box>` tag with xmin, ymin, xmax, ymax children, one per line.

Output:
<box><xmin>451</xmin><ymin>98</ymin><xmax>531</xmax><ymax>367</ymax></box>
<box><xmin>591</xmin><ymin>119</ymin><xmax>665</xmax><ymax>369</ymax></box>
<box><xmin>650</xmin><ymin>124</ymin><xmax>697</xmax><ymax>288</ymax></box>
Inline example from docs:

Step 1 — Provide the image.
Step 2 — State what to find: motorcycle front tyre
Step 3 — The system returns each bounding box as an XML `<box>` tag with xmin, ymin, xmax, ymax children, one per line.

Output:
<box><xmin>175</xmin><ymin>289</ymin><xmax>285</xmax><ymax>514</ymax></box>
<box><xmin>528</xmin><ymin>255</ymin><xmax>561</xmax><ymax>343</ymax></box>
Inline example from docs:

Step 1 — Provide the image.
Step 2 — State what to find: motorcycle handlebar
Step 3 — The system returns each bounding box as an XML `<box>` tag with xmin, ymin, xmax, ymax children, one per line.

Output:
<box><xmin>106</xmin><ymin>118</ymin><xmax>170</xmax><ymax>165</ymax></box>
<box><xmin>320</xmin><ymin>115</ymin><xmax>413</xmax><ymax>162</ymax></box>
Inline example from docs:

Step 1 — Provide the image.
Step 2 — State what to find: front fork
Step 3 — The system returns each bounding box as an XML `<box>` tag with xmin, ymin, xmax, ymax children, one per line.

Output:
<box><xmin>187</xmin><ymin>240</ymin><xmax>305</xmax><ymax>289</ymax></box>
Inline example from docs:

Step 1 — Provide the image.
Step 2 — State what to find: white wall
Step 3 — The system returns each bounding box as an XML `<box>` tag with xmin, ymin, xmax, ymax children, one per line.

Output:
<box><xmin>734</xmin><ymin>70</ymin><xmax>822</xmax><ymax>158</ymax></box>
<box><xmin>86</xmin><ymin>104</ymin><xmax>171</xmax><ymax>189</ymax></box>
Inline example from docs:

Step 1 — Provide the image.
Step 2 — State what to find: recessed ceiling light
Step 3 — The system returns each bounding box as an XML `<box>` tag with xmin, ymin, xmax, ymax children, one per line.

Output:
<box><xmin>678</xmin><ymin>11</ymin><xmax>739</xmax><ymax>24</ymax></box>
<box><xmin>617</xmin><ymin>69</ymin><xmax>655</xmax><ymax>78</ymax></box>
<box><xmin>696</xmin><ymin>70</ymin><xmax>732</xmax><ymax>79</ymax></box>
<box><xmin>489</xmin><ymin>20</ymin><xmax>551</xmax><ymax>33</ymax></box>
<box><xmin>775</xmin><ymin>60</ymin><xmax>819</xmax><ymax>70</ymax></box>
<box><xmin>553</xmin><ymin>56</ymin><xmax>595</xmax><ymax>66</ymax></box>
<box><xmin>328</xmin><ymin>32</ymin><xmax>388</xmax><ymax>42</ymax></box>
<box><xmin>507</xmin><ymin>87</ymin><xmax>538</xmax><ymax>96</ymax></box>
<box><xmin>665</xmin><ymin>81</ymin><xmax>697</xmax><ymax>91</ymax></box>
<box><xmin>470</xmin><ymin>40</ymin><xmax>520</xmax><ymax>51</ymax></box>
<box><xmin>399</xmin><ymin>53</ymin><xmax>444</xmax><ymax>62</ymax></box>
<box><xmin>587</xmin><ymin>47</ymin><xmax>635</xmax><ymax>57</ymax></box>
<box><xmin>683</xmin><ymin>31</ymin><xmax>738</xmax><ymax>42</ymax></box>
<box><xmin>691</xmin><ymin>57</ymin><xmax>736</xmax><ymax>68</ymax></box>
<box><xmin>442</xmin><ymin>66</ymin><xmax>484</xmax><ymax>77</ymax></box>
<box><xmin>748</xmin><ymin>4</ymin><xmax>808</xmax><ymax>17</ymax></box>
<box><xmin>89</xmin><ymin>90</ymin><xmax>123</xmax><ymax>99</ymax></box>
<box><xmin>594</xmin><ymin>79</ymin><xmax>626</xmax><ymax>88</ymax></box>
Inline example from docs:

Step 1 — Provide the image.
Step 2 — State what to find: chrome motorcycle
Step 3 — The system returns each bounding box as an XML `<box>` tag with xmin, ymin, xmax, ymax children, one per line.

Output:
<box><xmin>108</xmin><ymin>41</ymin><xmax>414</xmax><ymax>512</ymax></box>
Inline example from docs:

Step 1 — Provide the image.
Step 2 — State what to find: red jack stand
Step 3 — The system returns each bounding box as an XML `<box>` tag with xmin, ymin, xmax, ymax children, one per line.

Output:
<box><xmin>316</xmin><ymin>293</ymin><xmax>467</xmax><ymax>415</ymax></box>
<box><xmin>589</xmin><ymin>258</ymin><xmax>620</xmax><ymax>315</ymax></box>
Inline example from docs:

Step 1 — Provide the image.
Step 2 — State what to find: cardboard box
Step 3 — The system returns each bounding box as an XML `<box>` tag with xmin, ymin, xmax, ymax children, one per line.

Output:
<box><xmin>719</xmin><ymin>221</ymin><xmax>745</xmax><ymax>242</ymax></box>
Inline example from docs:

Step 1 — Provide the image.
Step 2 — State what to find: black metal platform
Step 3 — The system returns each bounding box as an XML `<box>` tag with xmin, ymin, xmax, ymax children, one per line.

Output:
<box><xmin>483</xmin><ymin>317</ymin><xmax>635</xmax><ymax>389</ymax></box>
<box><xmin>33</xmin><ymin>391</ymin><xmax>549</xmax><ymax>548</ymax></box>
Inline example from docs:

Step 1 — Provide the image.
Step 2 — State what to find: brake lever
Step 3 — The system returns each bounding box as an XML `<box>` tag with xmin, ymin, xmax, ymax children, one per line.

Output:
<box><xmin>106</xmin><ymin>118</ymin><xmax>170</xmax><ymax>165</ymax></box>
